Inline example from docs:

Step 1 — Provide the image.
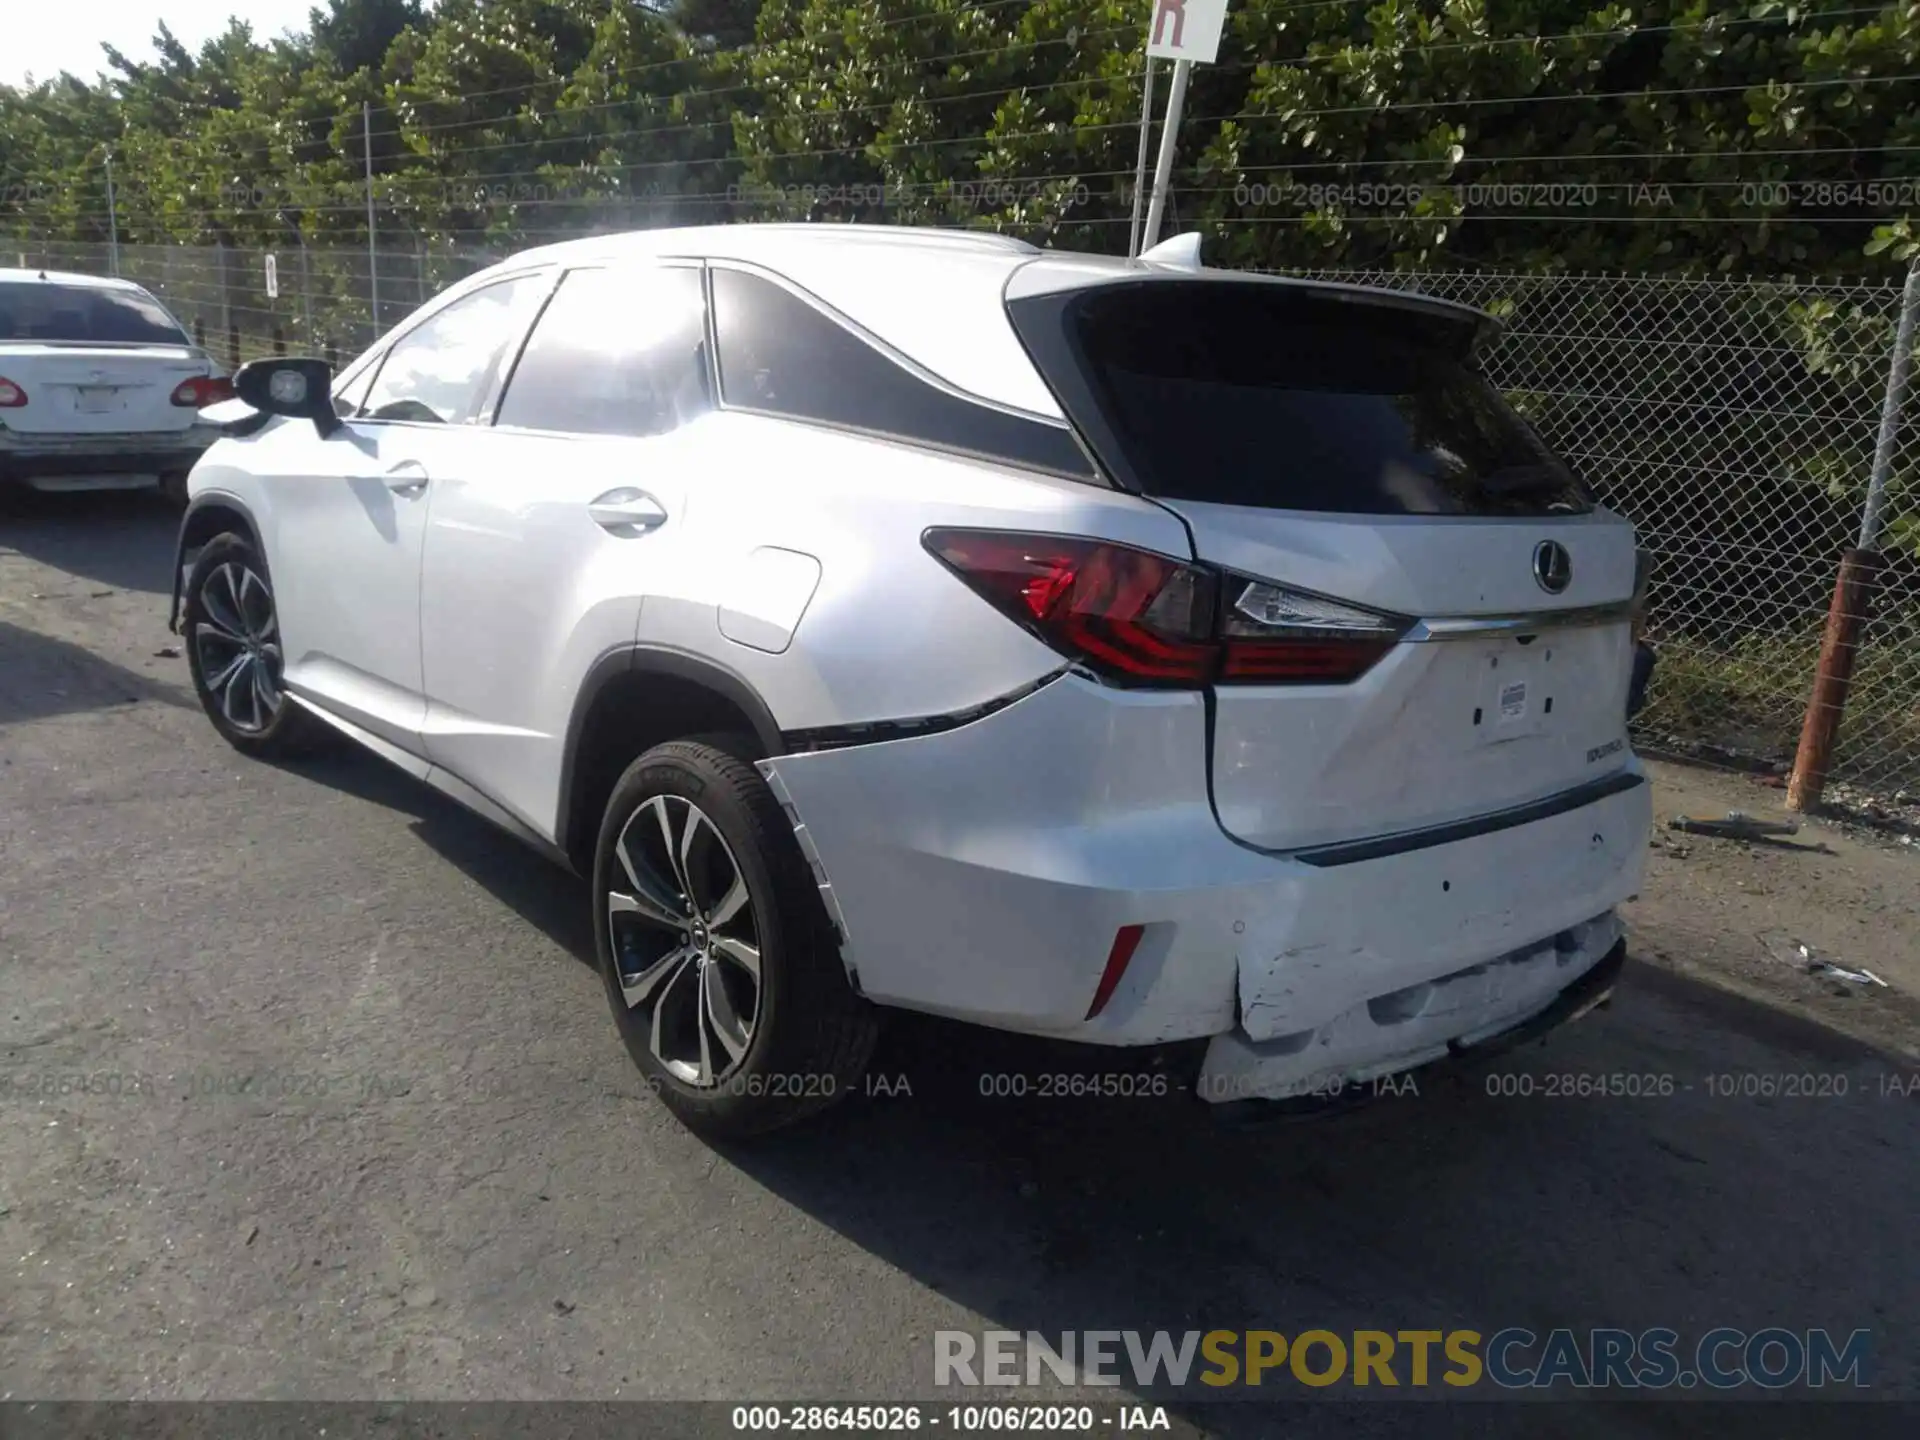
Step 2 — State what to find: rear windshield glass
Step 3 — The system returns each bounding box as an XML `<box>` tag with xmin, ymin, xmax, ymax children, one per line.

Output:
<box><xmin>1036</xmin><ymin>282</ymin><xmax>1589</xmax><ymax>517</ymax></box>
<box><xmin>0</xmin><ymin>281</ymin><xmax>188</xmax><ymax>346</ymax></box>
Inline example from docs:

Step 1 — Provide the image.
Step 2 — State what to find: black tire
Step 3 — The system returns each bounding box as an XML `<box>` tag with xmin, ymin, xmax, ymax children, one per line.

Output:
<box><xmin>592</xmin><ymin>737</ymin><xmax>877</xmax><ymax>1138</ymax></box>
<box><xmin>182</xmin><ymin>532</ymin><xmax>324</xmax><ymax>758</ymax></box>
<box><xmin>158</xmin><ymin>470</ymin><xmax>190</xmax><ymax>509</ymax></box>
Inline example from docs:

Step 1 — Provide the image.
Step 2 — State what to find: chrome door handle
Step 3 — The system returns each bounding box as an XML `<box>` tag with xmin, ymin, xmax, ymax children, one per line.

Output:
<box><xmin>587</xmin><ymin>488</ymin><xmax>668</xmax><ymax>533</ymax></box>
<box><xmin>384</xmin><ymin>460</ymin><xmax>429</xmax><ymax>496</ymax></box>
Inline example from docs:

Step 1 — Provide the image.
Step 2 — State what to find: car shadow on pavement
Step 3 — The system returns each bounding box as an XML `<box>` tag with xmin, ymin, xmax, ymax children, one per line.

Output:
<box><xmin>0</xmin><ymin>488</ymin><xmax>180</xmax><ymax>595</ymax></box>
<box><xmin>718</xmin><ymin>969</ymin><xmax>1914</xmax><ymax>1437</ymax></box>
<box><xmin>274</xmin><ymin>743</ymin><xmax>598</xmax><ymax>969</ymax></box>
<box><xmin>0</xmin><ymin>620</ymin><xmax>195</xmax><ymax>724</ymax></box>
<box><xmin>267</xmin><ymin>743</ymin><xmax>1912</xmax><ymax>1437</ymax></box>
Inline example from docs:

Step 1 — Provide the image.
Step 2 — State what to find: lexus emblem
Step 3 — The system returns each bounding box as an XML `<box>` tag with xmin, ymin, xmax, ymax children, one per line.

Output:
<box><xmin>1532</xmin><ymin>540</ymin><xmax>1572</xmax><ymax>595</ymax></box>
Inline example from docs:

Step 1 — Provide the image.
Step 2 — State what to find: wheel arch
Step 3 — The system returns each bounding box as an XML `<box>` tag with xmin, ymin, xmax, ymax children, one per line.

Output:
<box><xmin>169</xmin><ymin>491</ymin><xmax>264</xmax><ymax>633</ymax></box>
<box><xmin>558</xmin><ymin>646</ymin><xmax>787</xmax><ymax>874</ymax></box>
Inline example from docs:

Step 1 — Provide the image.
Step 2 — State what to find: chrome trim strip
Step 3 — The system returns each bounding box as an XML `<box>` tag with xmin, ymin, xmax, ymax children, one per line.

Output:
<box><xmin>1404</xmin><ymin>599</ymin><xmax>1635</xmax><ymax>642</ymax></box>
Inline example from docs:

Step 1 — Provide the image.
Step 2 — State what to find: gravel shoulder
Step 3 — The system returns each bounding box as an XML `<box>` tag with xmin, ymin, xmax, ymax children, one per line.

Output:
<box><xmin>1627</xmin><ymin>759</ymin><xmax>1920</xmax><ymax>1062</ymax></box>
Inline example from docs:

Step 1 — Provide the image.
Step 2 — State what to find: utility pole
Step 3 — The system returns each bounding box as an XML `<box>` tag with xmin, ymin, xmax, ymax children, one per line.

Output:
<box><xmin>104</xmin><ymin>152</ymin><xmax>120</xmax><ymax>276</ymax></box>
<box><xmin>1787</xmin><ymin>256</ymin><xmax>1920</xmax><ymax>811</ymax></box>
<box><xmin>363</xmin><ymin>100</ymin><xmax>380</xmax><ymax>334</ymax></box>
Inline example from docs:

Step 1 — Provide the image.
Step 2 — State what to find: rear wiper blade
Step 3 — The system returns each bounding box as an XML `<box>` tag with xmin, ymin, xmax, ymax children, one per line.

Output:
<box><xmin>1478</xmin><ymin>463</ymin><xmax>1571</xmax><ymax>494</ymax></box>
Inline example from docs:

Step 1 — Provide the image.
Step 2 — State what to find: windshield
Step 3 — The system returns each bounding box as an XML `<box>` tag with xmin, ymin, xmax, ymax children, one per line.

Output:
<box><xmin>1016</xmin><ymin>281</ymin><xmax>1591</xmax><ymax>517</ymax></box>
<box><xmin>0</xmin><ymin>280</ymin><xmax>190</xmax><ymax>346</ymax></box>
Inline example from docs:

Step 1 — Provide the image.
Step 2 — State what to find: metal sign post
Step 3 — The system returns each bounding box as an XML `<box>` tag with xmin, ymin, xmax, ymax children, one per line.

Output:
<box><xmin>1126</xmin><ymin>58</ymin><xmax>1156</xmax><ymax>258</ymax></box>
<box><xmin>1137</xmin><ymin>0</ymin><xmax>1230</xmax><ymax>255</ymax></box>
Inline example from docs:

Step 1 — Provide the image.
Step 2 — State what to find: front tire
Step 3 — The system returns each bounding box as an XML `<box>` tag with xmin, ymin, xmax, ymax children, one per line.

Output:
<box><xmin>182</xmin><ymin>532</ymin><xmax>323</xmax><ymax>758</ymax></box>
<box><xmin>593</xmin><ymin>738</ymin><xmax>877</xmax><ymax>1137</ymax></box>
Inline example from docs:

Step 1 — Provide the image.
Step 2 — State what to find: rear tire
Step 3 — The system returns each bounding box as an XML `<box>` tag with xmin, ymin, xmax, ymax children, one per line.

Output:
<box><xmin>158</xmin><ymin>470</ymin><xmax>190</xmax><ymax>509</ymax></box>
<box><xmin>182</xmin><ymin>532</ymin><xmax>324</xmax><ymax>758</ymax></box>
<box><xmin>592</xmin><ymin>737</ymin><xmax>877</xmax><ymax>1138</ymax></box>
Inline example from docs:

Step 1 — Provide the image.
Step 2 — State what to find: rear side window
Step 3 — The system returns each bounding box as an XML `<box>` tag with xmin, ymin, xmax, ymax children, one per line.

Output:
<box><xmin>496</xmin><ymin>265</ymin><xmax>710</xmax><ymax>436</ymax></box>
<box><xmin>1013</xmin><ymin>281</ymin><xmax>1589</xmax><ymax>517</ymax></box>
<box><xmin>710</xmin><ymin>267</ymin><xmax>1092</xmax><ymax>479</ymax></box>
<box><xmin>0</xmin><ymin>281</ymin><xmax>186</xmax><ymax>345</ymax></box>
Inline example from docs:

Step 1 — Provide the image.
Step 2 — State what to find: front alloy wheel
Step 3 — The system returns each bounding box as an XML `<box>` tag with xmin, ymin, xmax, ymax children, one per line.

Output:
<box><xmin>182</xmin><ymin>531</ymin><xmax>321</xmax><ymax>757</ymax></box>
<box><xmin>192</xmin><ymin>558</ymin><xmax>284</xmax><ymax>734</ymax></box>
<box><xmin>608</xmin><ymin>794</ymin><xmax>763</xmax><ymax>1088</ymax></box>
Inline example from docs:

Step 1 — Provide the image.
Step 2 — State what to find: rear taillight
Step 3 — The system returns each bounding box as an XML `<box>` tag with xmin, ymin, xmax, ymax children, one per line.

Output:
<box><xmin>171</xmin><ymin>375</ymin><xmax>234</xmax><ymax>407</ymax></box>
<box><xmin>0</xmin><ymin>376</ymin><xmax>27</xmax><ymax>408</ymax></box>
<box><xmin>1219</xmin><ymin>579</ymin><xmax>1403</xmax><ymax>682</ymax></box>
<box><xmin>924</xmin><ymin>529</ymin><xmax>1405</xmax><ymax>687</ymax></box>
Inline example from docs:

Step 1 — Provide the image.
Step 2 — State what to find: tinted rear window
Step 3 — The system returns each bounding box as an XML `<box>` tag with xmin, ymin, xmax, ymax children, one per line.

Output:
<box><xmin>0</xmin><ymin>281</ymin><xmax>187</xmax><ymax>346</ymax></box>
<box><xmin>1019</xmin><ymin>282</ymin><xmax>1589</xmax><ymax>517</ymax></box>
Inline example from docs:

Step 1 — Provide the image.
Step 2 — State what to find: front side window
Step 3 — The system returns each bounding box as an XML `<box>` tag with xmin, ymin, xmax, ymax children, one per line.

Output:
<box><xmin>359</xmin><ymin>274</ymin><xmax>544</xmax><ymax>425</ymax></box>
<box><xmin>710</xmin><ymin>267</ymin><xmax>1091</xmax><ymax>478</ymax></box>
<box><xmin>0</xmin><ymin>281</ymin><xmax>187</xmax><ymax>346</ymax></box>
<box><xmin>495</xmin><ymin>265</ymin><xmax>710</xmax><ymax>436</ymax></box>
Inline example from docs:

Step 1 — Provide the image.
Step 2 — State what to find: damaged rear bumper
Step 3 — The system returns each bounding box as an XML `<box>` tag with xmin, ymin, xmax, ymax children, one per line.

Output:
<box><xmin>761</xmin><ymin>673</ymin><xmax>1650</xmax><ymax>1061</ymax></box>
<box><xmin>1198</xmin><ymin>914</ymin><xmax>1624</xmax><ymax>1107</ymax></box>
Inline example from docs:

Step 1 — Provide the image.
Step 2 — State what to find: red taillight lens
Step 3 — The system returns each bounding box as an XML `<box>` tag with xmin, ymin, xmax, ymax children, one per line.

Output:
<box><xmin>1086</xmin><ymin>924</ymin><xmax>1146</xmax><ymax>1020</ymax></box>
<box><xmin>1218</xmin><ymin>578</ymin><xmax>1405</xmax><ymax>684</ymax></box>
<box><xmin>171</xmin><ymin>375</ymin><xmax>234</xmax><ymax>407</ymax></box>
<box><xmin>924</xmin><ymin>529</ymin><xmax>1216</xmax><ymax>684</ymax></box>
<box><xmin>925</xmin><ymin>529</ymin><xmax>1406</xmax><ymax>688</ymax></box>
<box><xmin>0</xmin><ymin>376</ymin><xmax>27</xmax><ymax>408</ymax></box>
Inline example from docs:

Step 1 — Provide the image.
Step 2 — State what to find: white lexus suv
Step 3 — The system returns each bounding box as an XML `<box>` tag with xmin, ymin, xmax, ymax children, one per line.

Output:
<box><xmin>171</xmin><ymin>224</ymin><xmax>1651</xmax><ymax>1136</ymax></box>
<box><xmin>0</xmin><ymin>268</ymin><xmax>229</xmax><ymax>501</ymax></box>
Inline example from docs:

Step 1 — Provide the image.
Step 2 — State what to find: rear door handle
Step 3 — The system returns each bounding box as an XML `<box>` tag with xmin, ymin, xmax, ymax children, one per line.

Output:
<box><xmin>384</xmin><ymin>460</ymin><xmax>429</xmax><ymax>496</ymax></box>
<box><xmin>588</xmin><ymin>488</ymin><xmax>668</xmax><ymax>534</ymax></box>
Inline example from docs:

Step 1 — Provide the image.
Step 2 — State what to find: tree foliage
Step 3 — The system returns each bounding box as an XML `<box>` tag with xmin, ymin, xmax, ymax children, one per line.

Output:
<box><xmin>2</xmin><ymin>0</ymin><xmax>1916</xmax><ymax>275</ymax></box>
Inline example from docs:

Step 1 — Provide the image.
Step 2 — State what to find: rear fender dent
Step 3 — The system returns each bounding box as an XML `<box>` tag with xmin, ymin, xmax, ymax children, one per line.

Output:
<box><xmin>757</xmin><ymin>763</ymin><xmax>862</xmax><ymax>993</ymax></box>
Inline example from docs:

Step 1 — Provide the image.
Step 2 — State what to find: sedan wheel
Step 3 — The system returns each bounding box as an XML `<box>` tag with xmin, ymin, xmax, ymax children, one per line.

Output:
<box><xmin>607</xmin><ymin>794</ymin><xmax>763</xmax><ymax>1088</ymax></box>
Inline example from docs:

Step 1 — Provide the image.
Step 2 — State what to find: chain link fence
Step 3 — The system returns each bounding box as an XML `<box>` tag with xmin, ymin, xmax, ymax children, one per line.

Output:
<box><xmin>12</xmin><ymin>237</ymin><xmax>1918</xmax><ymax>800</ymax></box>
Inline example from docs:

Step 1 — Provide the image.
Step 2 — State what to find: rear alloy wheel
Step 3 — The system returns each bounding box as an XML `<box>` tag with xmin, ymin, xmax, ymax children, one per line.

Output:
<box><xmin>594</xmin><ymin>739</ymin><xmax>877</xmax><ymax>1137</ymax></box>
<box><xmin>609</xmin><ymin>793</ymin><xmax>764</xmax><ymax>1088</ymax></box>
<box><xmin>182</xmin><ymin>532</ymin><xmax>322</xmax><ymax>757</ymax></box>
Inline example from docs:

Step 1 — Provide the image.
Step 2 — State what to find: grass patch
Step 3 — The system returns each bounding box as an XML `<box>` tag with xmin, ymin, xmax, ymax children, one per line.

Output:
<box><xmin>1638</xmin><ymin>626</ymin><xmax>1920</xmax><ymax>793</ymax></box>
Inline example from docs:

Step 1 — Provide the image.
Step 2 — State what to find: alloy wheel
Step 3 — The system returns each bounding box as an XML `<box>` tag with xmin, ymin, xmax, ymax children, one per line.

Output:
<box><xmin>193</xmin><ymin>562</ymin><xmax>284</xmax><ymax>734</ymax></box>
<box><xmin>607</xmin><ymin>795</ymin><xmax>763</xmax><ymax>1087</ymax></box>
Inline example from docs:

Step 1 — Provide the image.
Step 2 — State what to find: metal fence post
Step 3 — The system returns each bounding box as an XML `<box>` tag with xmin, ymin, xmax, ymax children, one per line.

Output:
<box><xmin>299</xmin><ymin>239</ymin><xmax>314</xmax><ymax>349</ymax></box>
<box><xmin>217</xmin><ymin>241</ymin><xmax>235</xmax><ymax>368</ymax></box>
<box><xmin>104</xmin><ymin>153</ymin><xmax>120</xmax><ymax>276</ymax></box>
<box><xmin>364</xmin><ymin>100</ymin><xmax>380</xmax><ymax>335</ymax></box>
<box><xmin>1787</xmin><ymin>256</ymin><xmax>1920</xmax><ymax>811</ymax></box>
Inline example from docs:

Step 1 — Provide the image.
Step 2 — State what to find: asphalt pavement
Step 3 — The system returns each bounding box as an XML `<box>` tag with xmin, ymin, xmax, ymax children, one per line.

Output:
<box><xmin>1</xmin><ymin>490</ymin><xmax>1914</xmax><ymax>1435</ymax></box>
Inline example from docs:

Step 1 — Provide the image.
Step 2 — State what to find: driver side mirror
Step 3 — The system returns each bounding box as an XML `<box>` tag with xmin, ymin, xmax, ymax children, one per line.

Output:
<box><xmin>232</xmin><ymin>357</ymin><xmax>341</xmax><ymax>438</ymax></box>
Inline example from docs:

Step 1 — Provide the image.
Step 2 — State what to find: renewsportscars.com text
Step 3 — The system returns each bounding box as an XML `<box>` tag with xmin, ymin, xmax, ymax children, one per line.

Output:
<box><xmin>934</xmin><ymin>1328</ymin><xmax>1871</xmax><ymax>1391</ymax></box>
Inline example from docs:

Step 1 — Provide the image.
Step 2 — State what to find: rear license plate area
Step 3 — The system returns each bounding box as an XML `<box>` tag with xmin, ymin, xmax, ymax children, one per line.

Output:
<box><xmin>1472</xmin><ymin>641</ymin><xmax>1548</xmax><ymax>744</ymax></box>
<box><xmin>75</xmin><ymin>387</ymin><xmax>122</xmax><ymax>413</ymax></box>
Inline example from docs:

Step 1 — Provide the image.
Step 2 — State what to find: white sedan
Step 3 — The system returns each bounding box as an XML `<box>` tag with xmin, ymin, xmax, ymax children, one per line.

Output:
<box><xmin>0</xmin><ymin>267</ymin><xmax>229</xmax><ymax>503</ymax></box>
